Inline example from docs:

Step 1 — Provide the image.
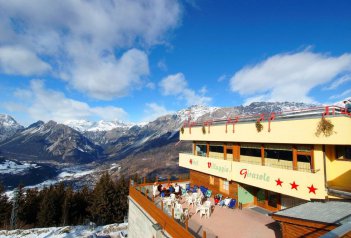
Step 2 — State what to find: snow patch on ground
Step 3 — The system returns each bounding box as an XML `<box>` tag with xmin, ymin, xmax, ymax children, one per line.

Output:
<box><xmin>0</xmin><ymin>222</ymin><xmax>128</xmax><ymax>238</ymax></box>
<box><xmin>0</xmin><ymin>160</ymin><xmax>39</xmax><ymax>175</ymax></box>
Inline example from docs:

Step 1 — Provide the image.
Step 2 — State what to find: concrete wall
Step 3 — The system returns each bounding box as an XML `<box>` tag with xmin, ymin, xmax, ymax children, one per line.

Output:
<box><xmin>128</xmin><ymin>197</ymin><xmax>170</xmax><ymax>238</ymax></box>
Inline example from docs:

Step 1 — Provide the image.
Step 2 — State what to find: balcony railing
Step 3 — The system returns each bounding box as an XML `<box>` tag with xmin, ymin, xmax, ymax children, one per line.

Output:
<box><xmin>129</xmin><ymin>177</ymin><xmax>194</xmax><ymax>238</ymax></box>
<box><xmin>183</xmin><ymin>152</ymin><xmax>319</xmax><ymax>173</ymax></box>
<box><xmin>183</xmin><ymin>105</ymin><xmax>351</xmax><ymax>127</ymax></box>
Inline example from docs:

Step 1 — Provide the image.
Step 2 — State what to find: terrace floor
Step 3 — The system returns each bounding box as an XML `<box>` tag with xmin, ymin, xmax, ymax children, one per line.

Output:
<box><xmin>146</xmin><ymin>183</ymin><xmax>281</xmax><ymax>238</ymax></box>
<box><xmin>186</xmin><ymin>200</ymin><xmax>280</xmax><ymax>238</ymax></box>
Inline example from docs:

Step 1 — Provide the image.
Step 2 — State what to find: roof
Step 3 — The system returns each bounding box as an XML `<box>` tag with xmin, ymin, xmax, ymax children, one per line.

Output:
<box><xmin>273</xmin><ymin>201</ymin><xmax>351</xmax><ymax>225</ymax></box>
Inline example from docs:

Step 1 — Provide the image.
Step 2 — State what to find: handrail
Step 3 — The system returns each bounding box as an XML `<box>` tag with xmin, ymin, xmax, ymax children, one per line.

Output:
<box><xmin>182</xmin><ymin>105</ymin><xmax>351</xmax><ymax>127</ymax></box>
<box><xmin>129</xmin><ymin>185</ymin><xmax>194</xmax><ymax>238</ymax></box>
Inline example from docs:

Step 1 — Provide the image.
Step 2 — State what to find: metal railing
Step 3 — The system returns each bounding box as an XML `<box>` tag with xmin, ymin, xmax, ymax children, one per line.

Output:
<box><xmin>183</xmin><ymin>105</ymin><xmax>350</xmax><ymax>127</ymax></box>
<box><xmin>181</xmin><ymin>152</ymin><xmax>320</xmax><ymax>173</ymax></box>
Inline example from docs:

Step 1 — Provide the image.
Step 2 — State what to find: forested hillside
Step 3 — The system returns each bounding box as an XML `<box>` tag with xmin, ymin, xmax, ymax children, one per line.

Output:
<box><xmin>0</xmin><ymin>173</ymin><xmax>128</xmax><ymax>229</ymax></box>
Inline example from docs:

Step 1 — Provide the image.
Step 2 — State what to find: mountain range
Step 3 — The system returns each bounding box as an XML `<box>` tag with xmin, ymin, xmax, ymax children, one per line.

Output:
<box><xmin>0</xmin><ymin>102</ymin><xmax>319</xmax><ymax>177</ymax></box>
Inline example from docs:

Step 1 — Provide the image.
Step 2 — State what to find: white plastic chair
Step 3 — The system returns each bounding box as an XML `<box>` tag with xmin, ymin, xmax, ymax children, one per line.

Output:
<box><xmin>187</xmin><ymin>196</ymin><xmax>194</xmax><ymax>207</ymax></box>
<box><xmin>203</xmin><ymin>201</ymin><xmax>211</xmax><ymax>218</ymax></box>
<box><xmin>199</xmin><ymin>207</ymin><xmax>207</xmax><ymax>219</ymax></box>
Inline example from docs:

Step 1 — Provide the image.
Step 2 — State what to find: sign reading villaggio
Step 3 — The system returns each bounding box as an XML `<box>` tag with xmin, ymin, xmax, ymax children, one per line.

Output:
<box><xmin>239</xmin><ymin>168</ymin><xmax>270</xmax><ymax>182</ymax></box>
<box><xmin>182</xmin><ymin>154</ymin><xmax>231</xmax><ymax>179</ymax></box>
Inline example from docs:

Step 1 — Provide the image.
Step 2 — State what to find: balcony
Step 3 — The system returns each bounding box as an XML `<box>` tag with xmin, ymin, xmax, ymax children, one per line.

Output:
<box><xmin>129</xmin><ymin>176</ymin><xmax>280</xmax><ymax>238</ymax></box>
<box><xmin>180</xmin><ymin>106</ymin><xmax>351</xmax><ymax>145</ymax></box>
<box><xmin>179</xmin><ymin>153</ymin><xmax>327</xmax><ymax>200</ymax></box>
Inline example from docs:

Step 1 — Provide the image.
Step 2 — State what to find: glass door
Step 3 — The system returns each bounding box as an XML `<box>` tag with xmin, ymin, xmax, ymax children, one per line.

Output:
<box><xmin>256</xmin><ymin>189</ymin><xmax>266</xmax><ymax>208</ymax></box>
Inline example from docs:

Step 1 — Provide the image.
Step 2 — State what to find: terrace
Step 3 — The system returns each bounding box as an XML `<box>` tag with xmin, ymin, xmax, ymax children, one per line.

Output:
<box><xmin>129</xmin><ymin>176</ymin><xmax>281</xmax><ymax>238</ymax></box>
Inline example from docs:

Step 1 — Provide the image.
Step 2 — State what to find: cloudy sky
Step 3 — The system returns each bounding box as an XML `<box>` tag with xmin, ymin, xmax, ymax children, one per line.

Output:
<box><xmin>0</xmin><ymin>0</ymin><xmax>350</xmax><ymax>125</ymax></box>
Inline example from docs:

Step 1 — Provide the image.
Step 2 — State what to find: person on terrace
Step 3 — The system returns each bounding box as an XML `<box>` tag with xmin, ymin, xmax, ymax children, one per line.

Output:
<box><xmin>344</xmin><ymin>100</ymin><xmax>351</xmax><ymax>113</ymax></box>
<box><xmin>152</xmin><ymin>182</ymin><xmax>159</xmax><ymax>198</ymax></box>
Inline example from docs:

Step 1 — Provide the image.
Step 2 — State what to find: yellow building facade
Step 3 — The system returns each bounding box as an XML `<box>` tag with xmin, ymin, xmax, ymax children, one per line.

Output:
<box><xmin>179</xmin><ymin>107</ymin><xmax>351</xmax><ymax>211</ymax></box>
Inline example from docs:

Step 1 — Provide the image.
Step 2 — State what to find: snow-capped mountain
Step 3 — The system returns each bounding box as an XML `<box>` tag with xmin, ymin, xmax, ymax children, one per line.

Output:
<box><xmin>0</xmin><ymin>120</ymin><xmax>103</xmax><ymax>163</ymax></box>
<box><xmin>64</xmin><ymin>119</ymin><xmax>134</xmax><ymax>132</ymax></box>
<box><xmin>0</xmin><ymin>114</ymin><xmax>24</xmax><ymax>142</ymax></box>
<box><xmin>0</xmin><ymin>101</ymin><xmax>320</xmax><ymax>164</ymax></box>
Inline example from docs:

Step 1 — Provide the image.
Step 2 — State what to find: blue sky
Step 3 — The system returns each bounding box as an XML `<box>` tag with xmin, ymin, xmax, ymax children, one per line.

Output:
<box><xmin>0</xmin><ymin>0</ymin><xmax>350</xmax><ymax>125</ymax></box>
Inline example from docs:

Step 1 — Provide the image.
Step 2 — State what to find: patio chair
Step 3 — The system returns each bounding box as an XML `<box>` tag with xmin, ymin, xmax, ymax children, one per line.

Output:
<box><xmin>187</xmin><ymin>196</ymin><xmax>194</xmax><ymax>207</ymax></box>
<box><xmin>214</xmin><ymin>194</ymin><xmax>222</xmax><ymax>205</ymax></box>
<box><xmin>170</xmin><ymin>193</ymin><xmax>176</xmax><ymax>201</ymax></box>
<box><xmin>228</xmin><ymin>199</ymin><xmax>237</xmax><ymax>209</ymax></box>
<box><xmin>199</xmin><ymin>206</ymin><xmax>208</xmax><ymax>219</ymax></box>
<box><xmin>192</xmin><ymin>185</ymin><xmax>198</xmax><ymax>193</ymax></box>
<box><xmin>205</xmin><ymin>189</ymin><xmax>212</xmax><ymax>198</ymax></box>
<box><xmin>220</xmin><ymin>198</ymin><xmax>231</xmax><ymax>208</ymax></box>
<box><xmin>173</xmin><ymin>202</ymin><xmax>183</xmax><ymax>219</ymax></box>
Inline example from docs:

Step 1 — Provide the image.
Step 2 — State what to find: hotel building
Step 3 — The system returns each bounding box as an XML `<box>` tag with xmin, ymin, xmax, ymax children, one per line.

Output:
<box><xmin>179</xmin><ymin>106</ymin><xmax>351</xmax><ymax>212</ymax></box>
<box><xmin>127</xmin><ymin>105</ymin><xmax>351</xmax><ymax>237</ymax></box>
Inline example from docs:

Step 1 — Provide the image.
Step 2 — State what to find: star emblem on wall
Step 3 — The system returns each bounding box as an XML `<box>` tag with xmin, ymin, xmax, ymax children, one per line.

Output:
<box><xmin>290</xmin><ymin>181</ymin><xmax>299</xmax><ymax>190</ymax></box>
<box><xmin>308</xmin><ymin>184</ymin><xmax>318</xmax><ymax>194</ymax></box>
<box><xmin>275</xmin><ymin>178</ymin><xmax>283</xmax><ymax>187</ymax></box>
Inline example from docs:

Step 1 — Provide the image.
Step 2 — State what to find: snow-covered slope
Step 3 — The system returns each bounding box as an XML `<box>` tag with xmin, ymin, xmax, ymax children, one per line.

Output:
<box><xmin>0</xmin><ymin>159</ymin><xmax>39</xmax><ymax>174</ymax></box>
<box><xmin>0</xmin><ymin>114</ymin><xmax>23</xmax><ymax>142</ymax></box>
<box><xmin>64</xmin><ymin>119</ymin><xmax>134</xmax><ymax>132</ymax></box>
<box><xmin>0</xmin><ymin>223</ymin><xmax>128</xmax><ymax>238</ymax></box>
<box><xmin>177</xmin><ymin>105</ymin><xmax>219</xmax><ymax>122</ymax></box>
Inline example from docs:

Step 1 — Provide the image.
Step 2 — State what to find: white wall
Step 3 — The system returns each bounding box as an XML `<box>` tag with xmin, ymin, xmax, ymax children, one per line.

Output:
<box><xmin>128</xmin><ymin>196</ymin><xmax>170</xmax><ymax>238</ymax></box>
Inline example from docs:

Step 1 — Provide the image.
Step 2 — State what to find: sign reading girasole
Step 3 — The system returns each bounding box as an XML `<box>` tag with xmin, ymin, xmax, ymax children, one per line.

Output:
<box><xmin>239</xmin><ymin>168</ymin><xmax>270</xmax><ymax>182</ymax></box>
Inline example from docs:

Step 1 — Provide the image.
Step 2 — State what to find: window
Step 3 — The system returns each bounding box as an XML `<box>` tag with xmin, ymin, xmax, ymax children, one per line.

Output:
<box><xmin>209</xmin><ymin>145</ymin><xmax>224</xmax><ymax>153</ymax></box>
<box><xmin>336</xmin><ymin>145</ymin><xmax>351</xmax><ymax>160</ymax></box>
<box><xmin>265</xmin><ymin>149</ymin><xmax>292</xmax><ymax>161</ymax></box>
<box><xmin>209</xmin><ymin>175</ymin><xmax>214</xmax><ymax>185</ymax></box>
<box><xmin>240</xmin><ymin>148</ymin><xmax>261</xmax><ymax>157</ymax></box>
<box><xmin>196</xmin><ymin>144</ymin><xmax>207</xmax><ymax>157</ymax></box>
<box><xmin>219</xmin><ymin>179</ymin><xmax>229</xmax><ymax>193</ymax></box>
<box><xmin>297</xmin><ymin>154</ymin><xmax>311</xmax><ymax>163</ymax></box>
<box><xmin>241</xmin><ymin>144</ymin><xmax>261</xmax><ymax>157</ymax></box>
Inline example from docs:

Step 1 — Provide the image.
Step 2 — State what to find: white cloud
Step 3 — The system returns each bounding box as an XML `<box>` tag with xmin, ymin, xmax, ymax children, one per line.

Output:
<box><xmin>159</xmin><ymin>73</ymin><xmax>212</xmax><ymax>106</ymax></box>
<box><xmin>230</xmin><ymin>51</ymin><xmax>351</xmax><ymax>104</ymax></box>
<box><xmin>329</xmin><ymin>88</ymin><xmax>351</xmax><ymax>100</ymax></box>
<box><xmin>217</xmin><ymin>74</ymin><xmax>227</xmax><ymax>82</ymax></box>
<box><xmin>5</xmin><ymin>80</ymin><xmax>127</xmax><ymax>123</ymax></box>
<box><xmin>0</xmin><ymin>0</ymin><xmax>181</xmax><ymax>99</ymax></box>
<box><xmin>159</xmin><ymin>73</ymin><xmax>188</xmax><ymax>95</ymax></box>
<box><xmin>157</xmin><ymin>59</ymin><xmax>168</xmax><ymax>71</ymax></box>
<box><xmin>70</xmin><ymin>48</ymin><xmax>149</xmax><ymax>100</ymax></box>
<box><xmin>142</xmin><ymin>103</ymin><xmax>174</xmax><ymax>122</ymax></box>
<box><xmin>324</xmin><ymin>74</ymin><xmax>351</xmax><ymax>90</ymax></box>
<box><xmin>0</xmin><ymin>46</ymin><xmax>51</xmax><ymax>76</ymax></box>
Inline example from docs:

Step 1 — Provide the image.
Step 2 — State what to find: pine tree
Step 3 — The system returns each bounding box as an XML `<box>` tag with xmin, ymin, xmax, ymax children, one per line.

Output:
<box><xmin>37</xmin><ymin>187</ymin><xmax>56</xmax><ymax>227</ymax></box>
<box><xmin>18</xmin><ymin>188</ymin><xmax>41</xmax><ymax>227</ymax></box>
<box><xmin>0</xmin><ymin>183</ymin><xmax>11</xmax><ymax>228</ymax></box>
<box><xmin>114</xmin><ymin>176</ymin><xmax>129</xmax><ymax>223</ymax></box>
<box><xmin>89</xmin><ymin>172</ymin><xmax>116</xmax><ymax>225</ymax></box>
<box><xmin>61</xmin><ymin>186</ymin><xmax>73</xmax><ymax>226</ymax></box>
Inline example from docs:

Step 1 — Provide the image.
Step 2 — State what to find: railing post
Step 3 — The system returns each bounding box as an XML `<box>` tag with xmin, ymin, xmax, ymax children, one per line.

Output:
<box><xmin>203</xmin><ymin>230</ymin><xmax>207</xmax><ymax>238</ymax></box>
<box><xmin>146</xmin><ymin>189</ymin><xmax>149</xmax><ymax>198</ymax></box>
<box><xmin>185</xmin><ymin>218</ymin><xmax>188</xmax><ymax>230</ymax></box>
<box><xmin>172</xmin><ymin>207</ymin><xmax>174</xmax><ymax>218</ymax></box>
<box><xmin>161</xmin><ymin>200</ymin><xmax>164</xmax><ymax>211</ymax></box>
<box><xmin>143</xmin><ymin>177</ymin><xmax>146</xmax><ymax>184</ymax></box>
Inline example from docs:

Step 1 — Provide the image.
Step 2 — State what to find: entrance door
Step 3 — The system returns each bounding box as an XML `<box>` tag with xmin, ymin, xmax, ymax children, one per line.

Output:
<box><xmin>255</xmin><ymin>189</ymin><xmax>281</xmax><ymax>212</ymax></box>
<box><xmin>256</xmin><ymin>189</ymin><xmax>266</xmax><ymax>208</ymax></box>
<box><xmin>267</xmin><ymin>191</ymin><xmax>280</xmax><ymax>211</ymax></box>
